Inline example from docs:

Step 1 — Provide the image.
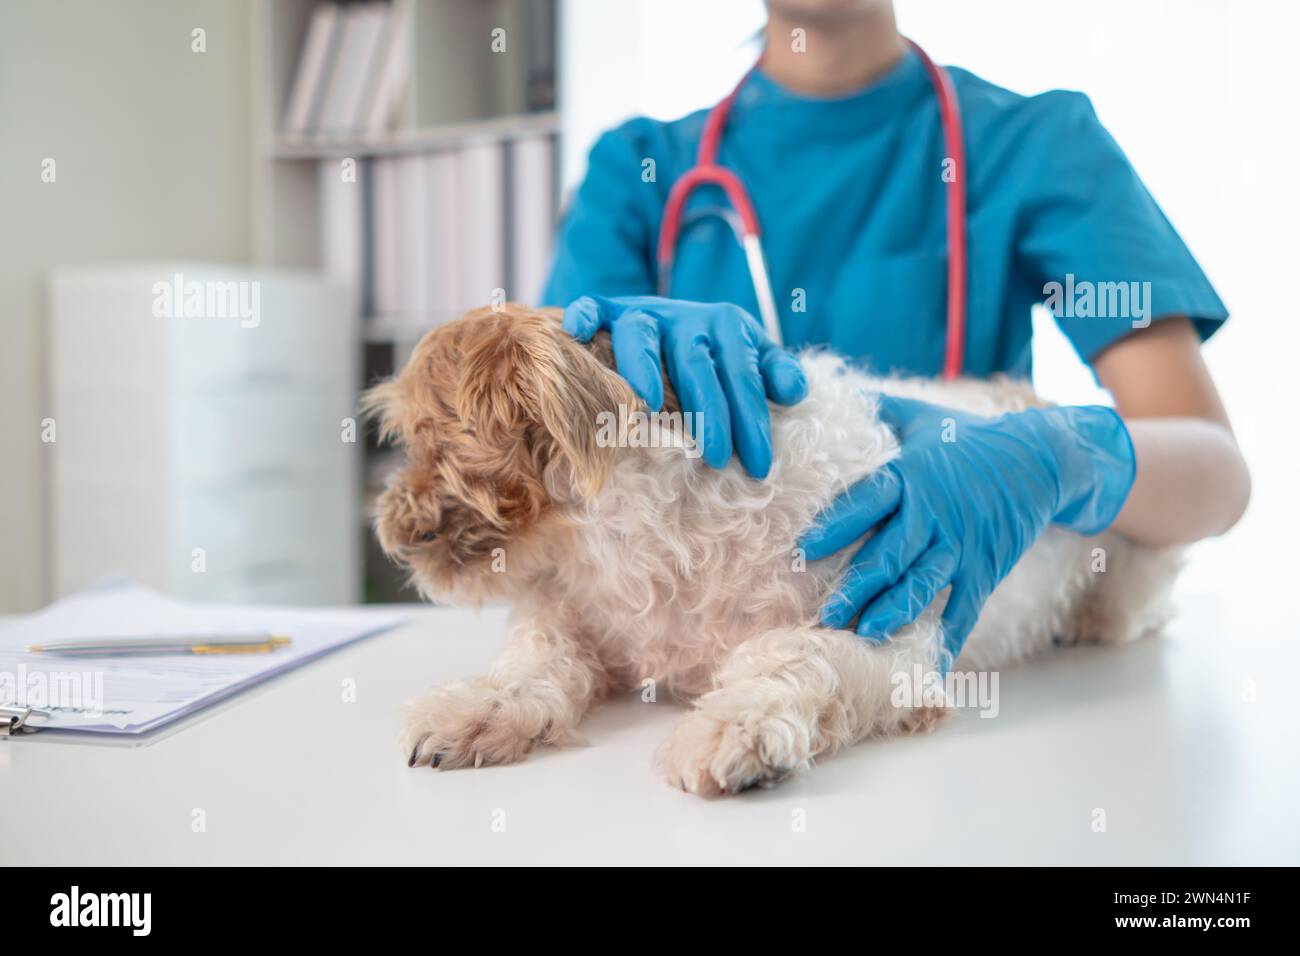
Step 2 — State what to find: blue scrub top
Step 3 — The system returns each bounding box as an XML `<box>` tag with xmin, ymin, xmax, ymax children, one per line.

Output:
<box><xmin>541</xmin><ymin>48</ymin><xmax>1227</xmax><ymax>378</ymax></box>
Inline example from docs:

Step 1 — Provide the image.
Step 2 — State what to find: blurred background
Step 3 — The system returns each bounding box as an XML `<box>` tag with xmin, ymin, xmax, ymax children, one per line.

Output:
<box><xmin>1</xmin><ymin>0</ymin><xmax>1295</xmax><ymax>612</ymax></box>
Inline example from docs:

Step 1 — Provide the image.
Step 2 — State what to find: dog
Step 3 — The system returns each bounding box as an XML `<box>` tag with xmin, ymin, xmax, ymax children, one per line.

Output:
<box><xmin>366</xmin><ymin>303</ymin><xmax>1180</xmax><ymax>796</ymax></box>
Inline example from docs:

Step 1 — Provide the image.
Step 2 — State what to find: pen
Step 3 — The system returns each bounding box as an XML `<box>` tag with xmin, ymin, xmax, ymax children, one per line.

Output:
<box><xmin>26</xmin><ymin>634</ymin><xmax>293</xmax><ymax>656</ymax></box>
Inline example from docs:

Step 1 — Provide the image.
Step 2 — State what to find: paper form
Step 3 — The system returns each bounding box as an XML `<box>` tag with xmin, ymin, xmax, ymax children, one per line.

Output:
<box><xmin>0</xmin><ymin>581</ymin><xmax>404</xmax><ymax>735</ymax></box>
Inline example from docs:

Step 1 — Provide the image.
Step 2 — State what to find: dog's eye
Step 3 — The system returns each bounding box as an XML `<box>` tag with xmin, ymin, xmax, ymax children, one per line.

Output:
<box><xmin>417</xmin><ymin>530</ymin><xmax>438</xmax><ymax>543</ymax></box>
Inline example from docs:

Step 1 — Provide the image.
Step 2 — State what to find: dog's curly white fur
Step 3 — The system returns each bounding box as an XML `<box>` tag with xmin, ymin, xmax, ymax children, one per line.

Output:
<box><xmin>370</xmin><ymin>305</ymin><xmax>1180</xmax><ymax>796</ymax></box>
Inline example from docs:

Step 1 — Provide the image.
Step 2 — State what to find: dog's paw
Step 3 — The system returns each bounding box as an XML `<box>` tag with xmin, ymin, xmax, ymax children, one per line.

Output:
<box><xmin>655</xmin><ymin>708</ymin><xmax>813</xmax><ymax>797</ymax></box>
<box><xmin>400</xmin><ymin>679</ymin><xmax>553</xmax><ymax>771</ymax></box>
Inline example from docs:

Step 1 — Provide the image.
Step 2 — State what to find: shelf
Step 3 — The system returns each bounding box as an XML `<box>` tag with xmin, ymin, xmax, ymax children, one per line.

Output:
<box><xmin>255</xmin><ymin>0</ymin><xmax>561</xmax><ymax>606</ymax></box>
<box><xmin>270</xmin><ymin>111</ymin><xmax>559</xmax><ymax>160</ymax></box>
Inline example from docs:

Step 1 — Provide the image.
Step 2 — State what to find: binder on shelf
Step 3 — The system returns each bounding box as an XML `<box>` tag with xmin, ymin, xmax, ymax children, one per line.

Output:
<box><xmin>396</xmin><ymin>153</ymin><xmax>430</xmax><ymax>322</ymax></box>
<box><xmin>370</xmin><ymin>158</ymin><xmax>401</xmax><ymax>318</ymax></box>
<box><xmin>362</xmin><ymin>138</ymin><xmax>555</xmax><ymax>336</ymax></box>
<box><xmin>510</xmin><ymin>134</ymin><xmax>556</xmax><ymax>306</ymax></box>
<box><xmin>455</xmin><ymin>141</ymin><xmax>507</xmax><ymax>314</ymax></box>
<box><xmin>524</xmin><ymin>0</ymin><xmax>558</xmax><ymax>112</ymax></box>
<box><xmin>282</xmin><ymin>3</ymin><xmax>343</xmax><ymax>139</ymax></box>
<box><xmin>361</xmin><ymin>0</ymin><xmax>414</xmax><ymax>138</ymax></box>
<box><xmin>316</xmin><ymin>3</ymin><xmax>388</xmax><ymax>141</ymax></box>
<box><xmin>425</xmin><ymin>150</ymin><xmax>461</xmax><ymax>327</ymax></box>
<box><xmin>319</xmin><ymin>158</ymin><xmax>366</xmax><ymax>307</ymax></box>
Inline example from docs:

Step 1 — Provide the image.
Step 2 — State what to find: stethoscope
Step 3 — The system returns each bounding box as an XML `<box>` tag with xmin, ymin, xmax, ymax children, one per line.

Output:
<box><xmin>656</xmin><ymin>38</ymin><xmax>968</xmax><ymax>379</ymax></box>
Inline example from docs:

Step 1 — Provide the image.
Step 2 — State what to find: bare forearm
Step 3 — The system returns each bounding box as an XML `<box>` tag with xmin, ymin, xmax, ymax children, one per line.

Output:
<box><xmin>1089</xmin><ymin>317</ymin><xmax>1249</xmax><ymax>547</ymax></box>
<box><xmin>1109</xmin><ymin>417</ymin><xmax>1250</xmax><ymax>546</ymax></box>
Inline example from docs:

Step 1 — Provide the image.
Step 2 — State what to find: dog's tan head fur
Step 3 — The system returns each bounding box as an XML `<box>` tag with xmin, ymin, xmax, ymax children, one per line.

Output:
<box><xmin>364</xmin><ymin>304</ymin><xmax>635</xmax><ymax>601</ymax></box>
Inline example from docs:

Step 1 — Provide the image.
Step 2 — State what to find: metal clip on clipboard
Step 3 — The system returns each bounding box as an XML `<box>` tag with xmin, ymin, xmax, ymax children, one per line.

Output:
<box><xmin>1</xmin><ymin>704</ymin><xmax>48</xmax><ymax>736</ymax></box>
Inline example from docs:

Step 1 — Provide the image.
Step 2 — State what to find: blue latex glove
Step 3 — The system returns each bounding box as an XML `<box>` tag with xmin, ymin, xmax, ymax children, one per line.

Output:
<box><xmin>562</xmin><ymin>295</ymin><xmax>807</xmax><ymax>478</ymax></box>
<box><xmin>800</xmin><ymin>394</ymin><xmax>1136</xmax><ymax>662</ymax></box>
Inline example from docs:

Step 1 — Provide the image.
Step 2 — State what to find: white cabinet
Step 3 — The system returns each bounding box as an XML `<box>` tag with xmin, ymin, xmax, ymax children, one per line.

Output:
<box><xmin>48</xmin><ymin>264</ymin><xmax>361</xmax><ymax>604</ymax></box>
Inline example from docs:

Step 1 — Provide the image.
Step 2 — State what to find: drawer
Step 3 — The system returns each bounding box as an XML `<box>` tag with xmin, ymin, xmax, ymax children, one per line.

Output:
<box><xmin>51</xmin><ymin>266</ymin><xmax>357</xmax><ymax>391</ymax></box>
<box><xmin>170</xmin><ymin>382</ymin><xmax>358</xmax><ymax>487</ymax></box>
<box><xmin>170</xmin><ymin>482</ymin><xmax>356</xmax><ymax>572</ymax></box>
<box><xmin>51</xmin><ymin>385</ymin><xmax>170</xmax><ymax>486</ymax></box>
<box><xmin>169</xmin><ymin>274</ymin><xmax>357</xmax><ymax>389</ymax></box>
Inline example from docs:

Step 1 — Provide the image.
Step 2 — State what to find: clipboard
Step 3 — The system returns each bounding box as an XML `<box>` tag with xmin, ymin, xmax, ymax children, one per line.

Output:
<box><xmin>0</xmin><ymin>580</ymin><xmax>405</xmax><ymax>742</ymax></box>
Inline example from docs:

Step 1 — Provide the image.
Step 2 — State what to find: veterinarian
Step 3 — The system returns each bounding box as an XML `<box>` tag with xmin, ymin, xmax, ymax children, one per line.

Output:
<box><xmin>541</xmin><ymin>0</ymin><xmax>1250</xmax><ymax>659</ymax></box>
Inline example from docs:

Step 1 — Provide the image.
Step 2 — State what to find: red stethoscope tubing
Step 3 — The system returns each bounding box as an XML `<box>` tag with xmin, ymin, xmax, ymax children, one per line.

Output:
<box><xmin>657</xmin><ymin>38</ymin><xmax>968</xmax><ymax>380</ymax></box>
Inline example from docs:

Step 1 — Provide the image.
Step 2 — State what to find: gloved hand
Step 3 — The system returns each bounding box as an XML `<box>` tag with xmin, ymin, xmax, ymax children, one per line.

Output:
<box><xmin>799</xmin><ymin>394</ymin><xmax>1136</xmax><ymax>663</ymax></box>
<box><xmin>562</xmin><ymin>295</ymin><xmax>807</xmax><ymax>478</ymax></box>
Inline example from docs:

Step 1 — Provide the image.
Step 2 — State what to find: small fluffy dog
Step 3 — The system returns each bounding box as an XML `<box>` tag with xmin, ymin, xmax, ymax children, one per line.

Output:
<box><xmin>367</xmin><ymin>304</ymin><xmax>1180</xmax><ymax>796</ymax></box>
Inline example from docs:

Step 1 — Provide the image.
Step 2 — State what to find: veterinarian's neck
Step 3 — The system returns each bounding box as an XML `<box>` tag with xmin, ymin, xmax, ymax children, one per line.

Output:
<box><xmin>762</xmin><ymin>4</ymin><xmax>905</xmax><ymax>98</ymax></box>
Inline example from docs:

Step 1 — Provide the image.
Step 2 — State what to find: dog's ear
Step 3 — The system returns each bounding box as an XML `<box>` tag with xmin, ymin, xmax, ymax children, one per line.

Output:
<box><xmin>360</xmin><ymin>377</ymin><xmax>405</xmax><ymax>446</ymax></box>
<box><xmin>456</xmin><ymin>310</ymin><xmax>634</xmax><ymax>496</ymax></box>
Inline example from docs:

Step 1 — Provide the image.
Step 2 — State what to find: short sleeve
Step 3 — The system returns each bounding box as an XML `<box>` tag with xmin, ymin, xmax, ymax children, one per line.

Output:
<box><xmin>1016</xmin><ymin>92</ymin><xmax>1228</xmax><ymax>361</ymax></box>
<box><xmin>540</xmin><ymin>125</ymin><xmax>659</xmax><ymax>308</ymax></box>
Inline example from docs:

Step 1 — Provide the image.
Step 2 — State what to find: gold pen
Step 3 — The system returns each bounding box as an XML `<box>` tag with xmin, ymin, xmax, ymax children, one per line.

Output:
<box><xmin>27</xmin><ymin>634</ymin><xmax>292</xmax><ymax>657</ymax></box>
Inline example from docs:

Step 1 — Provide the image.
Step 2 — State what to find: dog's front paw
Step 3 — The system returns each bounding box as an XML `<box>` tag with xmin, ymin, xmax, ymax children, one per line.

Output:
<box><xmin>655</xmin><ymin>708</ymin><xmax>814</xmax><ymax>797</ymax></box>
<box><xmin>400</xmin><ymin>679</ymin><xmax>553</xmax><ymax>770</ymax></box>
